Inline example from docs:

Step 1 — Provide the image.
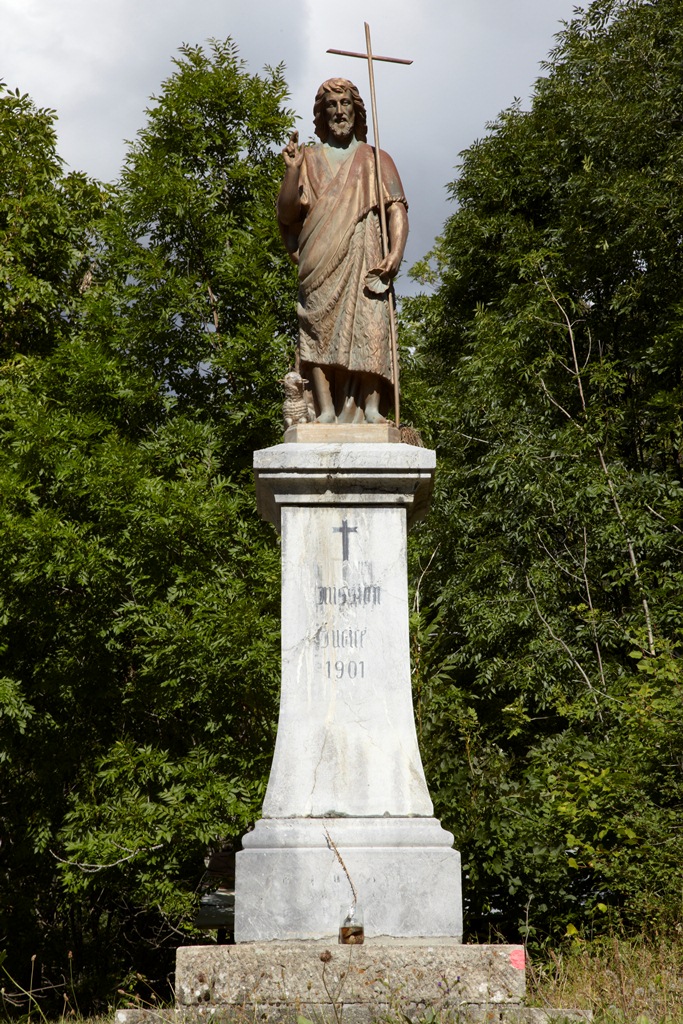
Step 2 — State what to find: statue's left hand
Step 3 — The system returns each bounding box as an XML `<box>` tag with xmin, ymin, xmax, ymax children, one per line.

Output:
<box><xmin>375</xmin><ymin>202</ymin><xmax>409</xmax><ymax>280</ymax></box>
<box><xmin>374</xmin><ymin>250</ymin><xmax>402</xmax><ymax>279</ymax></box>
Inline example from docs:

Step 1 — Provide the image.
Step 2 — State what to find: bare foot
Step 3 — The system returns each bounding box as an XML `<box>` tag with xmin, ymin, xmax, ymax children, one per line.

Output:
<box><xmin>364</xmin><ymin>406</ymin><xmax>387</xmax><ymax>424</ymax></box>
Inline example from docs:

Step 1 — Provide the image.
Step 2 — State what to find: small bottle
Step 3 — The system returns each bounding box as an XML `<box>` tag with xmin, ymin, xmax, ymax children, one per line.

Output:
<box><xmin>339</xmin><ymin>903</ymin><xmax>364</xmax><ymax>944</ymax></box>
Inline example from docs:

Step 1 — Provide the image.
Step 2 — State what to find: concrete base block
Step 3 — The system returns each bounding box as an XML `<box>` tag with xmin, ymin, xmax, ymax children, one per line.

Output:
<box><xmin>235</xmin><ymin>817</ymin><xmax>461</xmax><ymax>943</ymax></box>
<box><xmin>117</xmin><ymin>1008</ymin><xmax>592</xmax><ymax>1024</ymax></box>
<box><xmin>161</xmin><ymin>941</ymin><xmax>589</xmax><ymax>1022</ymax></box>
<box><xmin>175</xmin><ymin>941</ymin><xmax>526</xmax><ymax>1017</ymax></box>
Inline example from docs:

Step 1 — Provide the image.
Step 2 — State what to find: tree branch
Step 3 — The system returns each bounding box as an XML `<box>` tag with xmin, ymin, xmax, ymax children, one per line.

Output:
<box><xmin>526</xmin><ymin>576</ymin><xmax>603</xmax><ymax>720</ymax></box>
<box><xmin>50</xmin><ymin>844</ymin><xmax>164</xmax><ymax>874</ymax></box>
<box><xmin>538</xmin><ymin>276</ymin><xmax>656</xmax><ymax>655</ymax></box>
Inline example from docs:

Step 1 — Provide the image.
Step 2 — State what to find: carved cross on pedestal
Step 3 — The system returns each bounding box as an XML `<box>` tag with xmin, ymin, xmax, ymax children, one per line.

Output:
<box><xmin>333</xmin><ymin>519</ymin><xmax>358</xmax><ymax>562</ymax></box>
<box><xmin>327</xmin><ymin>25</ymin><xmax>412</xmax><ymax>428</ymax></box>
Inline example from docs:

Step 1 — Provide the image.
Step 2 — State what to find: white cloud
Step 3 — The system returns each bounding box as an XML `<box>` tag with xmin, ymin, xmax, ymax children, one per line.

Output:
<box><xmin>0</xmin><ymin>0</ymin><xmax>579</xmax><ymax>271</ymax></box>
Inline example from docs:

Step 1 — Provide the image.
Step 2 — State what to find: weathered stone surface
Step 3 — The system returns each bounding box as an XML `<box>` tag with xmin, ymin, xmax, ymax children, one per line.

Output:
<box><xmin>118</xmin><ymin>1002</ymin><xmax>592</xmax><ymax>1024</ymax></box>
<box><xmin>251</xmin><ymin>448</ymin><xmax>436</xmax><ymax>820</ymax></box>
<box><xmin>237</xmin><ymin>445</ymin><xmax>461</xmax><ymax>944</ymax></box>
<box><xmin>263</xmin><ymin>500</ymin><xmax>430</xmax><ymax>819</ymax></box>
<box><xmin>237</xmin><ymin>817</ymin><xmax>461</xmax><ymax>941</ymax></box>
<box><xmin>175</xmin><ymin>942</ymin><xmax>526</xmax><ymax>1009</ymax></box>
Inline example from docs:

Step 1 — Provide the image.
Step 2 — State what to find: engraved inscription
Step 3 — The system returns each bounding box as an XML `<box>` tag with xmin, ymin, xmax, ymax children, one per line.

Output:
<box><xmin>313</xmin><ymin>558</ymin><xmax>379</xmax><ymax>683</ymax></box>
<box><xmin>318</xmin><ymin>585</ymin><xmax>381</xmax><ymax>606</ymax></box>
<box><xmin>326</xmin><ymin>660</ymin><xmax>365</xmax><ymax>680</ymax></box>
<box><xmin>333</xmin><ymin>519</ymin><xmax>358</xmax><ymax>561</ymax></box>
<box><xmin>315</xmin><ymin>627</ymin><xmax>367</xmax><ymax>649</ymax></box>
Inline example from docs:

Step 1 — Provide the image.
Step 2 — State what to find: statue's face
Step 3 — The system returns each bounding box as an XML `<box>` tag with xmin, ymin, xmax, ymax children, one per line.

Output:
<box><xmin>324</xmin><ymin>89</ymin><xmax>355</xmax><ymax>142</ymax></box>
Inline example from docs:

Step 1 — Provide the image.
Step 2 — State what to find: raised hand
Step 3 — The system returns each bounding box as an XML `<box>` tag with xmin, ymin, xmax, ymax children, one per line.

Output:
<box><xmin>282</xmin><ymin>130</ymin><xmax>304</xmax><ymax>169</ymax></box>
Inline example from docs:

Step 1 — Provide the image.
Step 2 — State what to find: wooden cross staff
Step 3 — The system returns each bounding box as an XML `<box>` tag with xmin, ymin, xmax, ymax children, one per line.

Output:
<box><xmin>328</xmin><ymin>24</ymin><xmax>412</xmax><ymax>428</ymax></box>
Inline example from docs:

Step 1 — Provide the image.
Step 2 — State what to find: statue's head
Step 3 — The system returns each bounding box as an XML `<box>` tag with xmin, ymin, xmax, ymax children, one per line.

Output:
<box><xmin>313</xmin><ymin>78</ymin><xmax>368</xmax><ymax>143</ymax></box>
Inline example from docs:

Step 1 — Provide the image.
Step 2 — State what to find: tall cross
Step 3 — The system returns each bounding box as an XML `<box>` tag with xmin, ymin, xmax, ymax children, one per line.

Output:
<box><xmin>333</xmin><ymin>519</ymin><xmax>358</xmax><ymax>562</ymax></box>
<box><xmin>327</xmin><ymin>25</ymin><xmax>412</xmax><ymax>428</ymax></box>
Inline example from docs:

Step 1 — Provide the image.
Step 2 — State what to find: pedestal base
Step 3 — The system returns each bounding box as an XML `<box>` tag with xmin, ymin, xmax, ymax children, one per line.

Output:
<box><xmin>176</xmin><ymin>942</ymin><xmax>525</xmax><ymax>1014</ymax></box>
<box><xmin>234</xmin><ymin>817</ymin><xmax>462</xmax><ymax>943</ymax></box>
<box><xmin>119</xmin><ymin>943</ymin><xmax>591</xmax><ymax>1024</ymax></box>
<box><xmin>170</xmin><ymin>942</ymin><xmax>588</xmax><ymax>1024</ymax></box>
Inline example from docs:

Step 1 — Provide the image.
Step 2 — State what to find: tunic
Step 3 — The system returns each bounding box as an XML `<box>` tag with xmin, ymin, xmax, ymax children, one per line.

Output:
<box><xmin>279</xmin><ymin>142</ymin><xmax>407</xmax><ymax>387</ymax></box>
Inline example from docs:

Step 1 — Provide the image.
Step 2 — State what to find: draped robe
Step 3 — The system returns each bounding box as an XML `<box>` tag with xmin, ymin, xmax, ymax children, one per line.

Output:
<box><xmin>279</xmin><ymin>142</ymin><xmax>407</xmax><ymax>388</ymax></box>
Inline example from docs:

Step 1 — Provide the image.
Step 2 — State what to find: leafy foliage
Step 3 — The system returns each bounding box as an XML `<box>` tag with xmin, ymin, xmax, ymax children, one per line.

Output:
<box><xmin>0</xmin><ymin>85</ymin><xmax>104</xmax><ymax>357</ymax></box>
<box><xmin>0</xmin><ymin>42</ymin><xmax>295</xmax><ymax>1009</ymax></box>
<box><xmin>403</xmin><ymin>0</ymin><xmax>683</xmax><ymax>946</ymax></box>
<box><xmin>95</xmin><ymin>39</ymin><xmax>297</xmax><ymax>451</ymax></box>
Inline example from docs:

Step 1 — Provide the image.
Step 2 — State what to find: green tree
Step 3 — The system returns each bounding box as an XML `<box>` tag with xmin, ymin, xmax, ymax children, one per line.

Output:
<box><xmin>0</xmin><ymin>42</ymin><xmax>296</xmax><ymax>1009</ymax></box>
<box><xmin>0</xmin><ymin>84</ymin><xmax>103</xmax><ymax>356</ymax></box>
<box><xmin>94</xmin><ymin>38</ymin><xmax>297</xmax><ymax>451</ymax></box>
<box><xmin>403</xmin><ymin>0</ymin><xmax>683</xmax><ymax>947</ymax></box>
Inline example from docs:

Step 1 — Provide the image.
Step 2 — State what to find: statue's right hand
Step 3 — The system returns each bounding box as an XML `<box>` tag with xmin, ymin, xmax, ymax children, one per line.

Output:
<box><xmin>282</xmin><ymin>130</ymin><xmax>304</xmax><ymax>168</ymax></box>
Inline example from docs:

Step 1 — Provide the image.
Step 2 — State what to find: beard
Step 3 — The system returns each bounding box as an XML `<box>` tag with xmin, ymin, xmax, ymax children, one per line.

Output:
<box><xmin>328</xmin><ymin>119</ymin><xmax>354</xmax><ymax>142</ymax></box>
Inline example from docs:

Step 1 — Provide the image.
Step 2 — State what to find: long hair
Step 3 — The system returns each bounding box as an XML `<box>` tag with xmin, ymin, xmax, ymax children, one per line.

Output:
<box><xmin>313</xmin><ymin>78</ymin><xmax>368</xmax><ymax>143</ymax></box>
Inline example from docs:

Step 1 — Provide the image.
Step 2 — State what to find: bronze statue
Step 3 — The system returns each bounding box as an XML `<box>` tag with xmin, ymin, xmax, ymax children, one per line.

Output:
<box><xmin>277</xmin><ymin>78</ymin><xmax>408</xmax><ymax>424</ymax></box>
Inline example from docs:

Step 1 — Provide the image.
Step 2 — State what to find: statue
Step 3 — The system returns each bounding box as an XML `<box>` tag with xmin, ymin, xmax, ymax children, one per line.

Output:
<box><xmin>280</xmin><ymin>370</ymin><xmax>312</xmax><ymax>429</ymax></box>
<box><xmin>277</xmin><ymin>78</ymin><xmax>409</xmax><ymax>424</ymax></box>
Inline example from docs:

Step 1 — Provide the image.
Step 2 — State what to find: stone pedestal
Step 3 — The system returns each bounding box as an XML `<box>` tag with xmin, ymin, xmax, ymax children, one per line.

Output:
<box><xmin>123</xmin><ymin>943</ymin><xmax>591</xmax><ymax>1024</ymax></box>
<box><xmin>174</xmin><ymin>942</ymin><xmax>532</xmax><ymax>1023</ymax></box>
<box><xmin>234</xmin><ymin>443</ymin><xmax>462</xmax><ymax>943</ymax></box>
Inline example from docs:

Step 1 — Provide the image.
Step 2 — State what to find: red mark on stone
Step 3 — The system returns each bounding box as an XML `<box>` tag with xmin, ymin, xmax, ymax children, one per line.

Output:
<box><xmin>510</xmin><ymin>948</ymin><xmax>526</xmax><ymax>970</ymax></box>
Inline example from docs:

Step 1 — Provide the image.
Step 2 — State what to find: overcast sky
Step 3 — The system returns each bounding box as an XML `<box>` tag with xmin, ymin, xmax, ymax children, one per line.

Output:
<box><xmin>2</xmin><ymin>0</ymin><xmax>581</xmax><ymax>282</ymax></box>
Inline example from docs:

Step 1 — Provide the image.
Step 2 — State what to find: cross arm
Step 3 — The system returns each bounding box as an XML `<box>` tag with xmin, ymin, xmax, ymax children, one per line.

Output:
<box><xmin>327</xmin><ymin>48</ymin><xmax>412</xmax><ymax>65</ymax></box>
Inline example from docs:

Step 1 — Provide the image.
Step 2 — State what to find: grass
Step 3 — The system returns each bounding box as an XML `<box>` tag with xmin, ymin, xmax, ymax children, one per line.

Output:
<box><xmin>527</xmin><ymin>936</ymin><xmax>683</xmax><ymax>1023</ymax></box>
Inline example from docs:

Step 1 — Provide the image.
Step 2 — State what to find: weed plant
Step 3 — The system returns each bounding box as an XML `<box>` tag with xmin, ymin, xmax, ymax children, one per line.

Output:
<box><xmin>528</xmin><ymin>936</ymin><xmax>683</xmax><ymax>1023</ymax></box>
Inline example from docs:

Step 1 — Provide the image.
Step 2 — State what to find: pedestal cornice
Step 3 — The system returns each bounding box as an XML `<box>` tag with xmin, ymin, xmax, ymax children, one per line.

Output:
<box><xmin>254</xmin><ymin>442</ymin><xmax>436</xmax><ymax>532</ymax></box>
